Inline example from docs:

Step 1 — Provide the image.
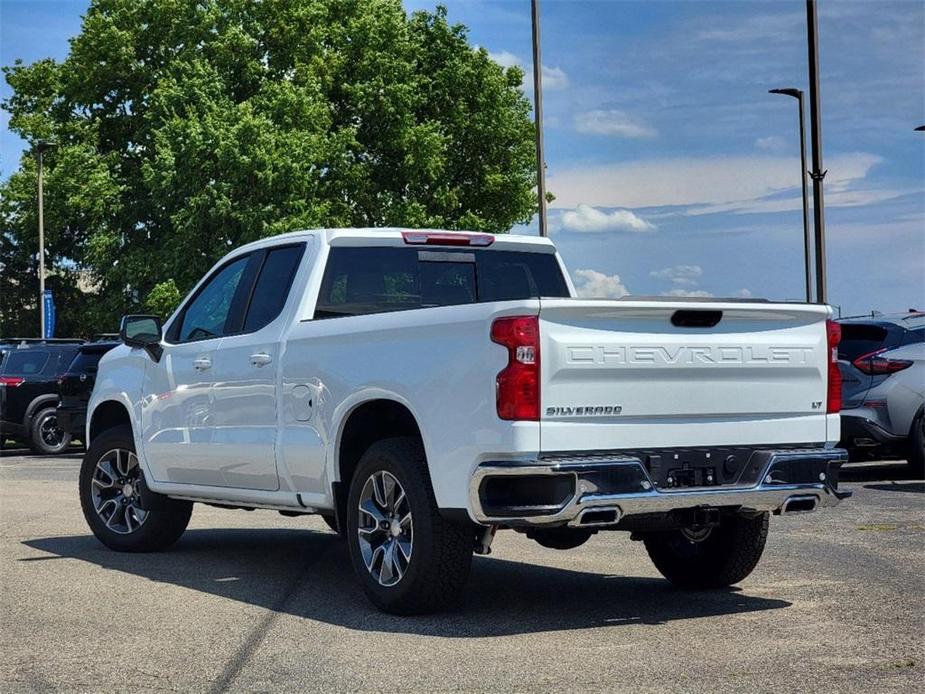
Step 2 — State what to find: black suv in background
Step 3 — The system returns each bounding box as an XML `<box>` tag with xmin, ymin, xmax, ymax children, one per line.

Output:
<box><xmin>0</xmin><ymin>340</ymin><xmax>83</xmax><ymax>454</ymax></box>
<box><xmin>56</xmin><ymin>341</ymin><xmax>120</xmax><ymax>439</ymax></box>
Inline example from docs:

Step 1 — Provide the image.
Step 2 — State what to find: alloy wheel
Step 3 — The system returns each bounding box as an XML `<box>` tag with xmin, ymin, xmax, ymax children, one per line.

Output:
<box><xmin>90</xmin><ymin>448</ymin><xmax>149</xmax><ymax>535</ymax></box>
<box><xmin>357</xmin><ymin>470</ymin><xmax>413</xmax><ymax>587</ymax></box>
<box><xmin>38</xmin><ymin>412</ymin><xmax>66</xmax><ymax>449</ymax></box>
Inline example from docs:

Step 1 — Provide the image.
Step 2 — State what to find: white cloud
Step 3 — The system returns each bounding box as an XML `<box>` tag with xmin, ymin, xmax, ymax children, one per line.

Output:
<box><xmin>754</xmin><ymin>136</ymin><xmax>787</xmax><ymax>151</ymax></box>
<box><xmin>546</xmin><ymin>152</ymin><xmax>882</xmax><ymax>210</ymax></box>
<box><xmin>687</xmin><ymin>187</ymin><xmax>904</xmax><ymax>217</ymax></box>
<box><xmin>542</xmin><ymin>65</ymin><xmax>569</xmax><ymax>89</ymax></box>
<box><xmin>573</xmin><ymin>269</ymin><xmax>631</xmax><ymax>299</ymax></box>
<box><xmin>663</xmin><ymin>288</ymin><xmax>714</xmax><ymax>298</ymax></box>
<box><xmin>650</xmin><ymin>265</ymin><xmax>704</xmax><ymax>286</ymax></box>
<box><xmin>735</xmin><ymin>288</ymin><xmax>754</xmax><ymax>298</ymax></box>
<box><xmin>486</xmin><ymin>50</ymin><xmax>569</xmax><ymax>90</ymax></box>
<box><xmin>487</xmin><ymin>50</ymin><xmax>521</xmax><ymax>69</ymax></box>
<box><xmin>560</xmin><ymin>204</ymin><xmax>656</xmax><ymax>233</ymax></box>
<box><xmin>574</xmin><ymin>109</ymin><xmax>657</xmax><ymax>138</ymax></box>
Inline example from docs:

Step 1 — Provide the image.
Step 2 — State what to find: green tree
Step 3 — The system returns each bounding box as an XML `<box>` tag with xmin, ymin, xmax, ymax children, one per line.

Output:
<box><xmin>1</xmin><ymin>0</ymin><xmax>537</xmax><ymax>335</ymax></box>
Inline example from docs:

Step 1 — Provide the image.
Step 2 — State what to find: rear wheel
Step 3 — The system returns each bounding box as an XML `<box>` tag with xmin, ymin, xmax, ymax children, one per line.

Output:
<box><xmin>643</xmin><ymin>513</ymin><xmax>769</xmax><ymax>589</ymax></box>
<box><xmin>79</xmin><ymin>425</ymin><xmax>192</xmax><ymax>552</ymax></box>
<box><xmin>346</xmin><ymin>437</ymin><xmax>473</xmax><ymax>614</ymax></box>
<box><xmin>908</xmin><ymin>413</ymin><xmax>924</xmax><ymax>477</ymax></box>
<box><xmin>30</xmin><ymin>406</ymin><xmax>71</xmax><ymax>455</ymax></box>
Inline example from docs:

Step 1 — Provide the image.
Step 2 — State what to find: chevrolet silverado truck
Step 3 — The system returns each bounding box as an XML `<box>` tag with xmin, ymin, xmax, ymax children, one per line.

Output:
<box><xmin>80</xmin><ymin>228</ymin><xmax>850</xmax><ymax>614</ymax></box>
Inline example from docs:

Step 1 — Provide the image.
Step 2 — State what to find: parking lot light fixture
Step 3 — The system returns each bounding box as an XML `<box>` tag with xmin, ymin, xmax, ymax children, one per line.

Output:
<box><xmin>769</xmin><ymin>88</ymin><xmax>812</xmax><ymax>303</ymax></box>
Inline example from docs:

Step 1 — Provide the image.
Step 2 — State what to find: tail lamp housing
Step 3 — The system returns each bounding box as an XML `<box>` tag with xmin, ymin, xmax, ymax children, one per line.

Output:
<box><xmin>826</xmin><ymin>319</ymin><xmax>842</xmax><ymax>413</ymax></box>
<box><xmin>851</xmin><ymin>348</ymin><xmax>914</xmax><ymax>375</ymax></box>
<box><xmin>491</xmin><ymin>315</ymin><xmax>540</xmax><ymax>420</ymax></box>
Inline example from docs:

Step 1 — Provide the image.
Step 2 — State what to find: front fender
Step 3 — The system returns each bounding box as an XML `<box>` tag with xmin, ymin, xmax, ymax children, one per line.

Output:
<box><xmin>86</xmin><ymin>345</ymin><xmax>148</xmax><ymax>456</ymax></box>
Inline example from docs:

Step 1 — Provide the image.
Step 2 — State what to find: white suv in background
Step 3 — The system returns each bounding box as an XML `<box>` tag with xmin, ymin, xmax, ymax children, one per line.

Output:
<box><xmin>838</xmin><ymin>313</ymin><xmax>925</xmax><ymax>474</ymax></box>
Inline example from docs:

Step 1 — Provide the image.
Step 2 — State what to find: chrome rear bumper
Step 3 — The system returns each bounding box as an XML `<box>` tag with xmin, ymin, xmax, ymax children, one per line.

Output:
<box><xmin>469</xmin><ymin>448</ymin><xmax>850</xmax><ymax>527</ymax></box>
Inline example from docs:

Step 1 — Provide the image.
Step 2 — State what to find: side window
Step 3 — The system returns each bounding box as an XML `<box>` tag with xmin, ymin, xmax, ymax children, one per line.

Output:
<box><xmin>176</xmin><ymin>255</ymin><xmax>250</xmax><ymax>342</ymax></box>
<box><xmin>315</xmin><ymin>248</ymin><xmax>420</xmax><ymax>318</ymax></box>
<box><xmin>2</xmin><ymin>350</ymin><xmax>50</xmax><ymax>375</ymax></box>
<box><xmin>243</xmin><ymin>245</ymin><xmax>305</xmax><ymax>332</ymax></box>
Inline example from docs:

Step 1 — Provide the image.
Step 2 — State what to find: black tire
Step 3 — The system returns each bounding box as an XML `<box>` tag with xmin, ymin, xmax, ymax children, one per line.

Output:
<box><xmin>643</xmin><ymin>513</ymin><xmax>769</xmax><ymax>589</ymax></box>
<box><xmin>30</xmin><ymin>406</ymin><xmax>72</xmax><ymax>455</ymax></box>
<box><xmin>346</xmin><ymin>437</ymin><xmax>473</xmax><ymax>614</ymax></box>
<box><xmin>79</xmin><ymin>425</ymin><xmax>192</xmax><ymax>552</ymax></box>
<box><xmin>908</xmin><ymin>413</ymin><xmax>924</xmax><ymax>478</ymax></box>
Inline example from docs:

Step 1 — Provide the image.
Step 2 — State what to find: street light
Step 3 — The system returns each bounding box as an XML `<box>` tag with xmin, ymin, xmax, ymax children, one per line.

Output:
<box><xmin>916</xmin><ymin>126</ymin><xmax>925</xmax><ymax>131</ymax></box>
<box><xmin>531</xmin><ymin>0</ymin><xmax>548</xmax><ymax>237</ymax></box>
<box><xmin>35</xmin><ymin>141</ymin><xmax>54</xmax><ymax>338</ymax></box>
<box><xmin>769</xmin><ymin>88</ymin><xmax>812</xmax><ymax>303</ymax></box>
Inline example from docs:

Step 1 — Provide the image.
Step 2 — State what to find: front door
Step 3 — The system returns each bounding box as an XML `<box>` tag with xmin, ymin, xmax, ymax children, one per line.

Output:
<box><xmin>141</xmin><ymin>252</ymin><xmax>254</xmax><ymax>486</ymax></box>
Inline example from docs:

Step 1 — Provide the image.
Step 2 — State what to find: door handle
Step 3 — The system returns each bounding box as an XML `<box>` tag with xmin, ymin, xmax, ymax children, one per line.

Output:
<box><xmin>250</xmin><ymin>352</ymin><xmax>273</xmax><ymax>367</ymax></box>
<box><xmin>193</xmin><ymin>357</ymin><xmax>212</xmax><ymax>371</ymax></box>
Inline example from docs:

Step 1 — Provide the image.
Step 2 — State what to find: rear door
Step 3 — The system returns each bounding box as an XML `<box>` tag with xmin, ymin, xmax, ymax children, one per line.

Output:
<box><xmin>538</xmin><ymin>300</ymin><xmax>832</xmax><ymax>452</ymax></box>
<box><xmin>210</xmin><ymin>242</ymin><xmax>307</xmax><ymax>490</ymax></box>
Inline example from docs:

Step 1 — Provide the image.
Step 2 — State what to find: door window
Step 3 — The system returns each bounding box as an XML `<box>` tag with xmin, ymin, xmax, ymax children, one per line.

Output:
<box><xmin>176</xmin><ymin>255</ymin><xmax>250</xmax><ymax>342</ymax></box>
<box><xmin>243</xmin><ymin>245</ymin><xmax>305</xmax><ymax>332</ymax></box>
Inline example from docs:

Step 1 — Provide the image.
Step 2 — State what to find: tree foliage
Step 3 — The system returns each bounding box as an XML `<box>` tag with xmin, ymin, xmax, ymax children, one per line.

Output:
<box><xmin>1</xmin><ymin>0</ymin><xmax>536</xmax><ymax>336</ymax></box>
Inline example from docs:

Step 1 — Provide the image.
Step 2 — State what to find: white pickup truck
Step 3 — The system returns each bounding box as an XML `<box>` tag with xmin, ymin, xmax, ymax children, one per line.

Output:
<box><xmin>81</xmin><ymin>228</ymin><xmax>849</xmax><ymax>614</ymax></box>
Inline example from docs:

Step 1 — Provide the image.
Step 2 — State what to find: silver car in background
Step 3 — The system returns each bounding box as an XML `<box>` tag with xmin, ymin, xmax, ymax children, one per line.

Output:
<box><xmin>838</xmin><ymin>312</ymin><xmax>925</xmax><ymax>474</ymax></box>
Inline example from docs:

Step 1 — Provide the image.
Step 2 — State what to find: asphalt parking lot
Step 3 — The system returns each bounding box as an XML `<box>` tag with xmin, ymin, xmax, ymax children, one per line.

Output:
<box><xmin>0</xmin><ymin>449</ymin><xmax>922</xmax><ymax>693</ymax></box>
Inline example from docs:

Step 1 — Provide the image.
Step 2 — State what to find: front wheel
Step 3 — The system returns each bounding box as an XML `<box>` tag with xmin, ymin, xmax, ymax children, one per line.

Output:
<box><xmin>346</xmin><ymin>437</ymin><xmax>473</xmax><ymax>614</ymax></box>
<box><xmin>30</xmin><ymin>406</ymin><xmax>71</xmax><ymax>455</ymax></box>
<box><xmin>79</xmin><ymin>425</ymin><xmax>192</xmax><ymax>552</ymax></box>
<box><xmin>643</xmin><ymin>513</ymin><xmax>769</xmax><ymax>589</ymax></box>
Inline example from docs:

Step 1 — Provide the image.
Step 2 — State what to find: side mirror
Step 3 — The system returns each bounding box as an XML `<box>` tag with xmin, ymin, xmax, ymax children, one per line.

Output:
<box><xmin>120</xmin><ymin>314</ymin><xmax>163</xmax><ymax>362</ymax></box>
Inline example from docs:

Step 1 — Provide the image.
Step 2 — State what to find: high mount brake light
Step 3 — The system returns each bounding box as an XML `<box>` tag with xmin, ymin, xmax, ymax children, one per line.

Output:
<box><xmin>826</xmin><ymin>319</ymin><xmax>842</xmax><ymax>414</ymax></box>
<box><xmin>401</xmin><ymin>231</ymin><xmax>494</xmax><ymax>247</ymax></box>
<box><xmin>0</xmin><ymin>376</ymin><xmax>25</xmax><ymax>387</ymax></box>
<box><xmin>491</xmin><ymin>315</ymin><xmax>540</xmax><ymax>421</ymax></box>
<box><xmin>852</xmin><ymin>348</ymin><xmax>914</xmax><ymax>375</ymax></box>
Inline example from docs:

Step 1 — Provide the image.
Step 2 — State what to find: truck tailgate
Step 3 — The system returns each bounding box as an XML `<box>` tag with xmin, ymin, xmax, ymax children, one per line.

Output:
<box><xmin>539</xmin><ymin>299</ymin><xmax>833</xmax><ymax>452</ymax></box>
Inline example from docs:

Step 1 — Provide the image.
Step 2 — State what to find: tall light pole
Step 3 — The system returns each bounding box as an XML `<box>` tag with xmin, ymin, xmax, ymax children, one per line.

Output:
<box><xmin>769</xmin><ymin>88</ymin><xmax>812</xmax><ymax>303</ymax></box>
<box><xmin>806</xmin><ymin>0</ymin><xmax>827</xmax><ymax>304</ymax></box>
<box><xmin>531</xmin><ymin>0</ymin><xmax>548</xmax><ymax>237</ymax></box>
<box><xmin>36</xmin><ymin>142</ymin><xmax>52</xmax><ymax>338</ymax></box>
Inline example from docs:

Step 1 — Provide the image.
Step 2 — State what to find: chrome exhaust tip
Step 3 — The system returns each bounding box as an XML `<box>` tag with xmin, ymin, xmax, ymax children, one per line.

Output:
<box><xmin>569</xmin><ymin>506</ymin><xmax>623</xmax><ymax>528</ymax></box>
<box><xmin>780</xmin><ymin>495</ymin><xmax>818</xmax><ymax>514</ymax></box>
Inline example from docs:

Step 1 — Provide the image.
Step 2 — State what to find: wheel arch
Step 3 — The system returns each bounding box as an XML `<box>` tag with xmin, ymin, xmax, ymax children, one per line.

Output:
<box><xmin>23</xmin><ymin>394</ymin><xmax>59</xmax><ymax>428</ymax></box>
<box><xmin>331</xmin><ymin>397</ymin><xmax>424</xmax><ymax>530</ymax></box>
<box><xmin>88</xmin><ymin>399</ymin><xmax>133</xmax><ymax>445</ymax></box>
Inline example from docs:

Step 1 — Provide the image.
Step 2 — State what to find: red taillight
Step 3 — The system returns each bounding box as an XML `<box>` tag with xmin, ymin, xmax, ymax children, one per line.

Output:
<box><xmin>826</xmin><ymin>319</ymin><xmax>842</xmax><ymax>413</ymax></box>
<box><xmin>401</xmin><ymin>230</ymin><xmax>494</xmax><ymax>247</ymax></box>
<box><xmin>851</xmin><ymin>348</ymin><xmax>914</xmax><ymax>375</ymax></box>
<box><xmin>491</xmin><ymin>315</ymin><xmax>540</xmax><ymax>420</ymax></box>
<box><xmin>0</xmin><ymin>376</ymin><xmax>25</xmax><ymax>388</ymax></box>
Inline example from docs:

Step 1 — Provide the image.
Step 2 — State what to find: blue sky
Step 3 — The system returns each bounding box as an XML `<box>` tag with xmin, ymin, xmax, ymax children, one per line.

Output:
<box><xmin>3</xmin><ymin>0</ymin><xmax>923</xmax><ymax>315</ymax></box>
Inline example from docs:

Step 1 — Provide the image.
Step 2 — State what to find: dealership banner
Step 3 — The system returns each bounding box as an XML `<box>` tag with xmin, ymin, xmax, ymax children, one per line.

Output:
<box><xmin>43</xmin><ymin>289</ymin><xmax>56</xmax><ymax>338</ymax></box>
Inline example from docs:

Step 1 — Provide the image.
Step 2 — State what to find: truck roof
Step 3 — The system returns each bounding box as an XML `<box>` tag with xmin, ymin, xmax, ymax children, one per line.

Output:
<box><xmin>231</xmin><ymin>228</ymin><xmax>557</xmax><ymax>255</ymax></box>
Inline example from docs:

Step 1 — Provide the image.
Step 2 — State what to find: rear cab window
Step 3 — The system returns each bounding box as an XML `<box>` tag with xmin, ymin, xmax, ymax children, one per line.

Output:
<box><xmin>66</xmin><ymin>349</ymin><xmax>113</xmax><ymax>375</ymax></box>
<box><xmin>314</xmin><ymin>247</ymin><xmax>569</xmax><ymax>319</ymax></box>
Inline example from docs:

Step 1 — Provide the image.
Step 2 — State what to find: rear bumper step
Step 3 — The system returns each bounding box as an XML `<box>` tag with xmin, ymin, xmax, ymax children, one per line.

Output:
<box><xmin>470</xmin><ymin>448</ymin><xmax>849</xmax><ymax>527</ymax></box>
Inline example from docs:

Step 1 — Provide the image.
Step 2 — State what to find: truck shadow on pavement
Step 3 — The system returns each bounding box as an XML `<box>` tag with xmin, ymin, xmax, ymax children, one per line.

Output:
<box><xmin>23</xmin><ymin>529</ymin><xmax>790</xmax><ymax>637</ymax></box>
